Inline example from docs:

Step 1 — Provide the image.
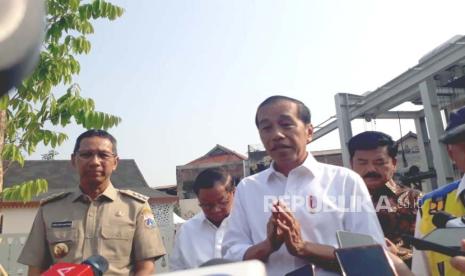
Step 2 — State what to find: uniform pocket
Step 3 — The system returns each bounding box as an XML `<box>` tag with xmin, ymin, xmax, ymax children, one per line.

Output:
<box><xmin>101</xmin><ymin>226</ymin><xmax>133</xmax><ymax>240</ymax></box>
<box><xmin>100</xmin><ymin>224</ymin><xmax>135</xmax><ymax>261</ymax></box>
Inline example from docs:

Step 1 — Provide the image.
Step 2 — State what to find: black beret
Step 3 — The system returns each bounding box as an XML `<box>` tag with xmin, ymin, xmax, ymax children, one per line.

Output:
<box><xmin>440</xmin><ymin>106</ymin><xmax>465</xmax><ymax>144</ymax></box>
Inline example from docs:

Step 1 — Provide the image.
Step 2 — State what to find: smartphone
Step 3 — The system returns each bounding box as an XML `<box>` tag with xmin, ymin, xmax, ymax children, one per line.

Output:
<box><xmin>336</xmin><ymin>230</ymin><xmax>376</xmax><ymax>248</ymax></box>
<box><xmin>335</xmin><ymin>244</ymin><xmax>396</xmax><ymax>276</ymax></box>
<box><xmin>422</xmin><ymin>228</ymin><xmax>465</xmax><ymax>247</ymax></box>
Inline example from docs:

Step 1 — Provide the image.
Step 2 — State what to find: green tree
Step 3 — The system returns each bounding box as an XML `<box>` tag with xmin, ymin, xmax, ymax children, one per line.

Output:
<box><xmin>41</xmin><ymin>149</ymin><xmax>60</xmax><ymax>160</ymax></box>
<box><xmin>0</xmin><ymin>0</ymin><xmax>124</xmax><ymax>202</ymax></box>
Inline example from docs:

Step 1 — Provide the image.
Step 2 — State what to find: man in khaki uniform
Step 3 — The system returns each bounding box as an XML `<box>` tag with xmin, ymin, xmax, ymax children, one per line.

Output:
<box><xmin>18</xmin><ymin>129</ymin><xmax>166</xmax><ymax>275</ymax></box>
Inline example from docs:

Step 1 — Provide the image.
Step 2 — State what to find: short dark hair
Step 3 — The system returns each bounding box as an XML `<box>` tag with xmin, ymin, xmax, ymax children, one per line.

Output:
<box><xmin>193</xmin><ymin>167</ymin><xmax>234</xmax><ymax>195</ymax></box>
<box><xmin>255</xmin><ymin>95</ymin><xmax>311</xmax><ymax>127</ymax></box>
<box><xmin>73</xmin><ymin>129</ymin><xmax>118</xmax><ymax>155</ymax></box>
<box><xmin>348</xmin><ymin>131</ymin><xmax>398</xmax><ymax>160</ymax></box>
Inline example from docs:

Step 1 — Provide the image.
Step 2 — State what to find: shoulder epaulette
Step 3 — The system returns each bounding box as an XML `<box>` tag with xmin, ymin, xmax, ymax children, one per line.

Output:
<box><xmin>40</xmin><ymin>192</ymin><xmax>72</xmax><ymax>206</ymax></box>
<box><xmin>119</xmin><ymin>189</ymin><xmax>149</xmax><ymax>203</ymax></box>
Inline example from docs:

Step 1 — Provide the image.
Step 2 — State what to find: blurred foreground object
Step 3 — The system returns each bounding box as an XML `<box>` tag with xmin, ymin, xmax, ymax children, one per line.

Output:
<box><xmin>0</xmin><ymin>0</ymin><xmax>45</xmax><ymax>95</ymax></box>
<box><xmin>159</xmin><ymin>260</ymin><xmax>266</xmax><ymax>276</ymax></box>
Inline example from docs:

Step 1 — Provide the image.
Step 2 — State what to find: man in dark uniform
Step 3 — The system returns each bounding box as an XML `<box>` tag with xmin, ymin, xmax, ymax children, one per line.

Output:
<box><xmin>348</xmin><ymin>131</ymin><xmax>422</xmax><ymax>266</ymax></box>
<box><xmin>18</xmin><ymin>129</ymin><xmax>166</xmax><ymax>275</ymax></box>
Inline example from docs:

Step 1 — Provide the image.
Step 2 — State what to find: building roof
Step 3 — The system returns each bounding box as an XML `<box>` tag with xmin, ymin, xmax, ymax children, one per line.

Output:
<box><xmin>186</xmin><ymin>144</ymin><xmax>247</xmax><ymax>166</ymax></box>
<box><xmin>3</xmin><ymin>160</ymin><xmax>177</xmax><ymax>204</ymax></box>
<box><xmin>395</xmin><ymin>131</ymin><xmax>417</xmax><ymax>145</ymax></box>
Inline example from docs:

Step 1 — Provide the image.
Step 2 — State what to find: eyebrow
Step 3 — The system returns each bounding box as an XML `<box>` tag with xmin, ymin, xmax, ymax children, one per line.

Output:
<box><xmin>257</xmin><ymin>114</ymin><xmax>295</xmax><ymax>125</ymax></box>
<box><xmin>257</xmin><ymin>118</ymin><xmax>271</xmax><ymax>126</ymax></box>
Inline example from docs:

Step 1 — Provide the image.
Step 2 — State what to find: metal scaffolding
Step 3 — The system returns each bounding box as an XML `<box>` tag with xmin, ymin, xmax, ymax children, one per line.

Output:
<box><xmin>313</xmin><ymin>35</ymin><xmax>465</xmax><ymax>192</ymax></box>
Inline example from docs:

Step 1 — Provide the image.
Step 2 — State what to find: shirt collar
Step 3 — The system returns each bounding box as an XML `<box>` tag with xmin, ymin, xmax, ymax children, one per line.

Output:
<box><xmin>383</xmin><ymin>180</ymin><xmax>404</xmax><ymax>196</ymax></box>
<box><xmin>266</xmin><ymin>152</ymin><xmax>319</xmax><ymax>181</ymax></box>
<box><xmin>199</xmin><ymin>211</ymin><xmax>230</xmax><ymax>229</ymax></box>
<box><xmin>71</xmin><ymin>182</ymin><xmax>117</xmax><ymax>202</ymax></box>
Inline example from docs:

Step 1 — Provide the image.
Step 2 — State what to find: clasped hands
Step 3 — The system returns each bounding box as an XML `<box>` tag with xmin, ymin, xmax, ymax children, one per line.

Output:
<box><xmin>267</xmin><ymin>200</ymin><xmax>306</xmax><ymax>257</ymax></box>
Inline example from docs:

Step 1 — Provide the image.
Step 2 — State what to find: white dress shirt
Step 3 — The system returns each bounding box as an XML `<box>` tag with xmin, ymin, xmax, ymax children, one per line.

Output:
<box><xmin>222</xmin><ymin>153</ymin><xmax>384</xmax><ymax>276</ymax></box>
<box><xmin>169</xmin><ymin>212</ymin><xmax>230</xmax><ymax>271</ymax></box>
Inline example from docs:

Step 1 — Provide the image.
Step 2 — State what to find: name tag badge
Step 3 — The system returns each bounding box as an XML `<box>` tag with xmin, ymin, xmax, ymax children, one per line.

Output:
<box><xmin>51</xmin><ymin>221</ymin><xmax>73</xmax><ymax>228</ymax></box>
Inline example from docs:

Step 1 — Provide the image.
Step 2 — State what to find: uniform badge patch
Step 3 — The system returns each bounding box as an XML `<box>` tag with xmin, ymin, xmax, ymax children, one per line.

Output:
<box><xmin>53</xmin><ymin>242</ymin><xmax>69</xmax><ymax>259</ymax></box>
<box><xmin>142</xmin><ymin>207</ymin><xmax>156</xmax><ymax>228</ymax></box>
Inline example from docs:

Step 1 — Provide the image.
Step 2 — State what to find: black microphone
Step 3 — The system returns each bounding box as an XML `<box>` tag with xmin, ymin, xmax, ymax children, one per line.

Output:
<box><xmin>432</xmin><ymin>211</ymin><xmax>465</xmax><ymax>228</ymax></box>
<box><xmin>81</xmin><ymin>255</ymin><xmax>109</xmax><ymax>276</ymax></box>
<box><xmin>0</xmin><ymin>0</ymin><xmax>45</xmax><ymax>95</ymax></box>
<box><xmin>402</xmin><ymin>235</ymin><xmax>465</xmax><ymax>257</ymax></box>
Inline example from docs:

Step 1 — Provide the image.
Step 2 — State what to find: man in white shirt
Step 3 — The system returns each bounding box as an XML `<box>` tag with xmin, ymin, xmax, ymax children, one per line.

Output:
<box><xmin>170</xmin><ymin>167</ymin><xmax>235</xmax><ymax>271</ymax></box>
<box><xmin>222</xmin><ymin>95</ymin><xmax>385</xmax><ymax>276</ymax></box>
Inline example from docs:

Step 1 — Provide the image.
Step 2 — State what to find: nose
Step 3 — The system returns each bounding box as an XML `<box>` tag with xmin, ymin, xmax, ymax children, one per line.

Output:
<box><xmin>271</xmin><ymin>127</ymin><xmax>285</xmax><ymax>141</ymax></box>
<box><xmin>365</xmin><ymin>162</ymin><xmax>377</xmax><ymax>173</ymax></box>
<box><xmin>88</xmin><ymin>154</ymin><xmax>102</xmax><ymax>165</ymax></box>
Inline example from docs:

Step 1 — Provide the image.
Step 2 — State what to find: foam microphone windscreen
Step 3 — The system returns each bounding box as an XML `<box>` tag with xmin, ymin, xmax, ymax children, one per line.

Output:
<box><xmin>0</xmin><ymin>0</ymin><xmax>45</xmax><ymax>95</ymax></box>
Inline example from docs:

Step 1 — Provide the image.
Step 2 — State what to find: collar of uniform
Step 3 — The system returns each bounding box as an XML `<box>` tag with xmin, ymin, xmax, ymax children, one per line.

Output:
<box><xmin>455</xmin><ymin>174</ymin><xmax>465</xmax><ymax>201</ymax></box>
<box><xmin>266</xmin><ymin>152</ymin><xmax>318</xmax><ymax>181</ymax></box>
<box><xmin>99</xmin><ymin>183</ymin><xmax>117</xmax><ymax>201</ymax></box>
<box><xmin>71</xmin><ymin>183</ymin><xmax>117</xmax><ymax>202</ymax></box>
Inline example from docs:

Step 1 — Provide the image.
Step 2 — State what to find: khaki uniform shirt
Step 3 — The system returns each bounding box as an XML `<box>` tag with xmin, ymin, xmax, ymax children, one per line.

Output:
<box><xmin>18</xmin><ymin>183</ymin><xmax>166</xmax><ymax>275</ymax></box>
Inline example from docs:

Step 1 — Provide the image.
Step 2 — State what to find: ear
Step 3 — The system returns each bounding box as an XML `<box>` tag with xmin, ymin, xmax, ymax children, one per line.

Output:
<box><xmin>306</xmin><ymin>123</ymin><xmax>314</xmax><ymax>144</ymax></box>
<box><xmin>112</xmin><ymin>156</ymin><xmax>119</xmax><ymax>171</ymax></box>
<box><xmin>446</xmin><ymin>145</ymin><xmax>454</xmax><ymax>160</ymax></box>
<box><xmin>71</xmin><ymin>154</ymin><xmax>76</xmax><ymax>168</ymax></box>
<box><xmin>392</xmin><ymin>158</ymin><xmax>397</xmax><ymax>168</ymax></box>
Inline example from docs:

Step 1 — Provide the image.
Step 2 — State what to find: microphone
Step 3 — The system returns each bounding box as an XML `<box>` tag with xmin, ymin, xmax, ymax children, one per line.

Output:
<box><xmin>0</xmin><ymin>0</ymin><xmax>45</xmax><ymax>95</ymax></box>
<box><xmin>402</xmin><ymin>235</ymin><xmax>465</xmax><ymax>257</ymax></box>
<box><xmin>432</xmin><ymin>211</ymin><xmax>465</xmax><ymax>228</ymax></box>
<box><xmin>42</xmin><ymin>255</ymin><xmax>109</xmax><ymax>276</ymax></box>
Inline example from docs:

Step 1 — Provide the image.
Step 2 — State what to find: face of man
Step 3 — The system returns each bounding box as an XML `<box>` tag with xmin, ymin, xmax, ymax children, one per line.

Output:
<box><xmin>447</xmin><ymin>142</ymin><xmax>465</xmax><ymax>172</ymax></box>
<box><xmin>72</xmin><ymin>136</ymin><xmax>119</xmax><ymax>191</ymax></box>
<box><xmin>350</xmin><ymin>146</ymin><xmax>397</xmax><ymax>192</ymax></box>
<box><xmin>197</xmin><ymin>183</ymin><xmax>234</xmax><ymax>226</ymax></box>
<box><xmin>256</xmin><ymin>100</ymin><xmax>313</xmax><ymax>174</ymax></box>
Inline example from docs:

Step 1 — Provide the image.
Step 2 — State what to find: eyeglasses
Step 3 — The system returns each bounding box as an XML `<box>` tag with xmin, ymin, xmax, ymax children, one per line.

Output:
<box><xmin>76</xmin><ymin>151</ymin><xmax>116</xmax><ymax>161</ymax></box>
<box><xmin>198</xmin><ymin>193</ymin><xmax>232</xmax><ymax>211</ymax></box>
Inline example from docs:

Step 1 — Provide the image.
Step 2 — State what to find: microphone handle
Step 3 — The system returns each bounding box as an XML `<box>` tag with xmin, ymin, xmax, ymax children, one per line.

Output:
<box><xmin>403</xmin><ymin>235</ymin><xmax>465</xmax><ymax>257</ymax></box>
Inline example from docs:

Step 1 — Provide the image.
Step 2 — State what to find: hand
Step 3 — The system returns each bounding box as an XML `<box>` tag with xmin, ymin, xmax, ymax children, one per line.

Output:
<box><xmin>451</xmin><ymin>239</ymin><xmax>465</xmax><ymax>272</ymax></box>
<box><xmin>385</xmin><ymin>238</ymin><xmax>399</xmax><ymax>255</ymax></box>
<box><xmin>274</xmin><ymin>202</ymin><xmax>306</xmax><ymax>257</ymax></box>
<box><xmin>267</xmin><ymin>203</ymin><xmax>284</xmax><ymax>251</ymax></box>
<box><xmin>386</xmin><ymin>251</ymin><xmax>414</xmax><ymax>276</ymax></box>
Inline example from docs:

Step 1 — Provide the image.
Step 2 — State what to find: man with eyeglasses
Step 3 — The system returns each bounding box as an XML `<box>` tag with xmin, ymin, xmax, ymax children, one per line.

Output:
<box><xmin>170</xmin><ymin>167</ymin><xmax>235</xmax><ymax>270</ymax></box>
<box><xmin>18</xmin><ymin>129</ymin><xmax>166</xmax><ymax>275</ymax></box>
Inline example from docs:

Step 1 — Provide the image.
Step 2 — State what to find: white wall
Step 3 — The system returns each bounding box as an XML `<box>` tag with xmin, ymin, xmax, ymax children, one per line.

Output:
<box><xmin>179</xmin><ymin>198</ymin><xmax>201</xmax><ymax>219</ymax></box>
<box><xmin>2</xmin><ymin>208</ymin><xmax>38</xmax><ymax>234</ymax></box>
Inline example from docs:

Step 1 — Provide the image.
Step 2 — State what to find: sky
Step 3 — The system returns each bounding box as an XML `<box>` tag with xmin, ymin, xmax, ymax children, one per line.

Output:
<box><xmin>30</xmin><ymin>0</ymin><xmax>465</xmax><ymax>187</ymax></box>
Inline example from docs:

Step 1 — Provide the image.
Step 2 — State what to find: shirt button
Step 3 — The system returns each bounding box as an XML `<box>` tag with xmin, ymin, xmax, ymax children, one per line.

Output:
<box><xmin>88</xmin><ymin>213</ymin><xmax>94</xmax><ymax>217</ymax></box>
